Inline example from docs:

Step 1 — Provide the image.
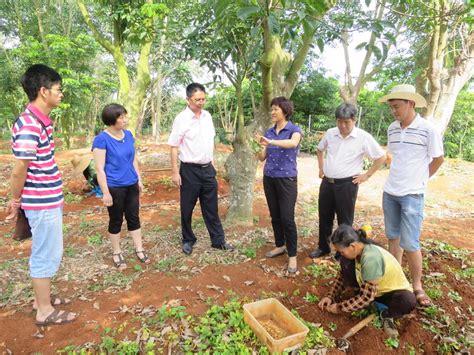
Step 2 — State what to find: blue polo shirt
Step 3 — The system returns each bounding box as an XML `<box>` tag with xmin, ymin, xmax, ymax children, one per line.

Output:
<box><xmin>263</xmin><ymin>121</ymin><xmax>302</xmax><ymax>178</ymax></box>
<box><xmin>92</xmin><ymin>130</ymin><xmax>138</xmax><ymax>187</ymax></box>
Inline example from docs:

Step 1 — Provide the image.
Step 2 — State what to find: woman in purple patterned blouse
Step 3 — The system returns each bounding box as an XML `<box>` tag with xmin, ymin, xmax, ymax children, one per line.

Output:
<box><xmin>256</xmin><ymin>97</ymin><xmax>302</xmax><ymax>274</ymax></box>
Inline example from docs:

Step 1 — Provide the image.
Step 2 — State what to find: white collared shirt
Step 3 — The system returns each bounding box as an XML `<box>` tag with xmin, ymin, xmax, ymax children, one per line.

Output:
<box><xmin>384</xmin><ymin>115</ymin><xmax>444</xmax><ymax>196</ymax></box>
<box><xmin>318</xmin><ymin>127</ymin><xmax>385</xmax><ymax>179</ymax></box>
<box><xmin>167</xmin><ymin>106</ymin><xmax>216</xmax><ymax>164</ymax></box>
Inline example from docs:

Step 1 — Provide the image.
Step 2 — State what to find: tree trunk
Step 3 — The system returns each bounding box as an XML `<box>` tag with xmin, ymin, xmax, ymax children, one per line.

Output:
<box><xmin>224</xmin><ymin>141</ymin><xmax>257</xmax><ymax>226</ymax></box>
<box><xmin>429</xmin><ymin>59</ymin><xmax>473</xmax><ymax>134</ymax></box>
<box><xmin>421</xmin><ymin>6</ymin><xmax>473</xmax><ymax>135</ymax></box>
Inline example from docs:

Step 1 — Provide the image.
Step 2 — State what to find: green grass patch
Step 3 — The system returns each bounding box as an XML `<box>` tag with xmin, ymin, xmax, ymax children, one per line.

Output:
<box><xmin>305</xmin><ymin>263</ymin><xmax>337</xmax><ymax>279</ymax></box>
<box><xmin>87</xmin><ymin>233</ymin><xmax>103</xmax><ymax>246</ymax></box>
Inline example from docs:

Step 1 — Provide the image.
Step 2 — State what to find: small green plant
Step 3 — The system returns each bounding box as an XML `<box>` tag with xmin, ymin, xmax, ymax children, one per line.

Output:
<box><xmin>154</xmin><ymin>256</ymin><xmax>178</xmax><ymax>272</ymax></box>
<box><xmin>240</xmin><ymin>246</ymin><xmax>257</xmax><ymax>258</ymax></box>
<box><xmin>455</xmin><ymin>267</ymin><xmax>474</xmax><ymax>281</ymax></box>
<box><xmin>423</xmin><ymin>305</ymin><xmax>440</xmax><ymax>318</ymax></box>
<box><xmin>151</xmin><ymin>225</ymin><xmax>162</xmax><ymax>232</ymax></box>
<box><xmin>64</xmin><ymin>246</ymin><xmax>79</xmax><ymax>258</ymax></box>
<box><xmin>406</xmin><ymin>343</ymin><xmax>417</xmax><ymax>355</ymax></box>
<box><xmin>301</xmin><ymin>226</ymin><xmax>312</xmax><ymax>237</ymax></box>
<box><xmin>385</xmin><ymin>337</ymin><xmax>399</xmax><ymax>349</ymax></box>
<box><xmin>293</xmin><ymin>311</ymin><xmax>334</xmax><ymax>350</ymax></box>
<box><xmin>293</xmin><ymin>289</ymin><xmax>301</xmax><ymax>296</ymax></box>
<box><xmin>351</xmin><ymin>308</ymin><xmax>371</xmax><ymax>318</ymax></box>
<box><xmin>134</xmin><ymin>264</ymin><xmax>143</xmax><ymax>272</ymax></box>
<box><xmin>103</xmin><ymin>272</ymin><xmax>134</xmax><ymax>288</ymax></box>
<box><xmin>426</xmin><ymin>288</ymin><xmax>443</xmax><ymax>300</ymax></box>
<box><xmin>158</xmin><ymin>177</ymin><xmax>174</xmax><ymax>187</ymax></box>
<box><xmin>328</xmin><ymin>322</ymin><xmax>337</xmax><ymax>331</ymax></box>
<box><xmin>80</xmin><ymin>213</ymin><xmax>92</xmax><ymax>229</ymax></box>
<box><xmin>371</xmin><ymin>316</ymin><xmax>382</xmax><ymax>329</ymax></box>
<box><xmin>252</xmin><ymin>215</ymin><xmax>260</xmax><ymax>224</ymax></box>
<box><xmin>447</xmin><ymin>290</ymin><xmax>462</xmax><ymax>302</ymax></box>
<box><xmin>63</xmin><ymin>189</ymin><xmax>83</xmax><ymax>203</ymax></box>
<box><xmin>306</xmin><ymin>264</ymin><xmax>337</xmax><ymax>279</ymax></box>
<box><xmin>303</xmin><ymin>292</ymin><xmax>320</xmax><ymax>303</ymax></box>
<box><xmin>87</xmin><ymin>233</ymin><xmax>103</xmax><ymax>246</ymax></box>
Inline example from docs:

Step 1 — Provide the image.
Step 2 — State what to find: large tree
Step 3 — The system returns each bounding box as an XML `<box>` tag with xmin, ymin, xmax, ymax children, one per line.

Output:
<box><xmin>0</xmin><ymin>0</ymin><xmax>115</xmax><ymax>145</ymax></box>
<box><xmin>77</xmin><ymin>0</ymin><xmax>168</xmax><ymax>133</ymax></box>
<box><xmin>213</xmin><ymin>0</ymin><xmax>336</xmax><ymax>225</ymax></box>
<box><xmin>334</xmin><ymin>0</ymin><xmax>402</xmax><ymax>104</ymax></box>
<box><xmin>409</xmin><ymin>0</ymin><xmax>473</xmax><ymax>134</ymax></box>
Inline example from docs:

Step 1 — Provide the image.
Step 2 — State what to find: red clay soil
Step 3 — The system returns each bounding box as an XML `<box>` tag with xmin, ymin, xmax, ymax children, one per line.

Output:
<box><xmin>0</xmin><ymin>143</ymin><xmax>473</xmax><ymax>354</ymax></box>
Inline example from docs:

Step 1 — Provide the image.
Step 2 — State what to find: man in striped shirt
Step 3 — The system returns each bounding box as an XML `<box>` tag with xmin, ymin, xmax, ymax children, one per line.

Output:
<box><xmin>379</xmin><ymin>84</ymin><xmax>444</xmax><ymax>307</ymax></box>
<box><xmin>6</xmin><ymin>64</ymin><xmax>77</xmax><ymax>326</ymax></box>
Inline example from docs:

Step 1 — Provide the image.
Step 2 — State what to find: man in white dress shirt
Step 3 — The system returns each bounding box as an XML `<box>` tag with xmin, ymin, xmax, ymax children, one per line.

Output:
<box><xmin>168</xmin><ymin>83</ymin><xmax>233</xmax><ymax>255</ymax></box>
<box><xmin>309</xmin><ymin>103</ymin><xmax>386</xmax><ymax>258</ymax></box>
<box><xmin>379</xmin><ymin>84</ymin><xmax>444</xmax><ymax>306</ymax></box>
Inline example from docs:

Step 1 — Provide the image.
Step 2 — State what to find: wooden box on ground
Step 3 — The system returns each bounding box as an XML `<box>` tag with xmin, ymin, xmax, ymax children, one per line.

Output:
<box><xmin>243</xmin><ymin>298</ymin><xmax>309</xmax><ymax>353</ymax></box>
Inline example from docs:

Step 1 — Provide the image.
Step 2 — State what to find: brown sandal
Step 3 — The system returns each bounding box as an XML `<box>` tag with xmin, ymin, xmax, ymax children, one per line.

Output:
<box><xmin>113</xmin><ymin>253</ymin><xmax>127</xmax><ymax>270</ymax></box>
<box><xmin>35</xmin><ymin>309</ymin><xmax>77</xmax><ymax>326</ymax></box>
<box><xmin>135</xmin><ymin>250</ymin><xmax>151</xmax><ymax>264</ymax></box>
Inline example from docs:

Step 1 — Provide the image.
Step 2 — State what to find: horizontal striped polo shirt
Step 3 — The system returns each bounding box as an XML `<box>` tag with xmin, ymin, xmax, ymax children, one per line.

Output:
<box><xmin>11</xmin><ymin>104</ymin><xmax>64</xmax><ymax>210</ymax></box>
<box><xmin>384</xmin><ymin>114</ymin><xmax>444</xmax><ymax>196</ymax></box>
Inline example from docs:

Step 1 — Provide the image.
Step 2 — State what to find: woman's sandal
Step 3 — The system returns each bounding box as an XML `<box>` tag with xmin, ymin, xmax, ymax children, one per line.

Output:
<box><xmin>35</xmin><ymin>309</ymin><xmax>77</xmax><ymax>326</ymax></box>
<box><xmin>414</xmin><ymin>289</ymin><xmax>433</xmax><ymax>307</ymax></box>
<box><xmin>135</xmin><ymin>250</ymin><xmax>151</xmax><ymax>264</ymax></box>
<box><xmin>113</xmin><ymin>253</ymin><xmax>127</xmax><ymax>270</ymax></box>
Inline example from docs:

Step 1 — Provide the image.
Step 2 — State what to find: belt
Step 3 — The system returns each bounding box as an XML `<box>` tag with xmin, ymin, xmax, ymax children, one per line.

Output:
<box><xmin>324</xmin><ymin>176</ymin><xmax>353</xmax><ymax>184</ymax></box>
<box><xmin>182</xmin><ymin>162</ymin><xmax>212</xmax><ymax>168</ymax></box>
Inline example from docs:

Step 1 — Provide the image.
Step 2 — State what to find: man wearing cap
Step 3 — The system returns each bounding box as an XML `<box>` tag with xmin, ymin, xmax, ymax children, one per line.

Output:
<box><xmin>379</xmin><ymin>84</ymin><xmax>444</xmax><ymax>306</ymax></box>
<box><xmin>309</xmin><ymin>103</ymin><xmax>386</xmax><ymax>259</ymax></box>
<box><xmin>168</xmin><ymin>83</ymin><xmax>234</xmax><ymax>255</ymax></box>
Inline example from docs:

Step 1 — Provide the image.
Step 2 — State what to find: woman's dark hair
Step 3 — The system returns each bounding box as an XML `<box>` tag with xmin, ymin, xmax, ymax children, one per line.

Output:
<box><xmin>270</xmin><ymin>96</ymin><xmax>294</xmax><ymax>120</ymax></box>
<box><xmin>101</xmin><ymin>103</ymin><xmax>127</xmax><ymax>126</ymax></box>
<box><xmin>329</xmin><ymin>224</ymin><xmax>377</xmax><ymax>247</ymax></box>
<box><xmin>21</xmin><ymin>64</ymin><xmax>62</xmax><ymax>101</ymax></box>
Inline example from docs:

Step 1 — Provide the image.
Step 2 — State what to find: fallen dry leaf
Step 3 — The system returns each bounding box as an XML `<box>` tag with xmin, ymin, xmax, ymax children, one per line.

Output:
<box><xmin>166</xmin><ymin>299</ymin><xmax>182</xmax><ymax>307</ymax></box>
<box><xmin>223</xmin><ymin>275</ymin><xmax>231</xmax><ymax>282</ymax></box>
<box><xmin>32</xmin><ymin>329</ymin><xmax>45</xmax><ymax>339</ymax></box>
<box><xmin>206</xmin><ymin>284</ymin><xmax>223</xmax><ymax>293</ymax></box>
<box><xmin>244</xmin><ymin>280</ymin><xmax>254</xmax><ymax>286</ymax></box>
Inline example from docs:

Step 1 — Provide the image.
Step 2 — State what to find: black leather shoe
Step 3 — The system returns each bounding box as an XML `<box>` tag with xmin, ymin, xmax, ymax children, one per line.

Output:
<box><xmin>182</xmin><ymin>242</ymin><xmax>193</xmax><ymax>255</ymax></box>
<box><xmin>211</xmin><ymin>241</ymin><xmax>235</xmax><ymax>251</ymax></box>
<box><xmin>309</xmin><ymin>249</ymin><xmax>330</xmax><ymax>258</ymax></box>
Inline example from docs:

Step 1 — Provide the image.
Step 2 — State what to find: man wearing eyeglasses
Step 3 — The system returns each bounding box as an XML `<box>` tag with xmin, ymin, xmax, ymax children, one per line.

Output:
<box><xmin>168</xmin><ymin>83</ymin><xmax>234</xmax><ymax>255</ymax></box>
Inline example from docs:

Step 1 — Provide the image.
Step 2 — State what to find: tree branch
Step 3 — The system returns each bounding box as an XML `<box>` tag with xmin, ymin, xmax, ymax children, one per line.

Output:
<box><xmin>77</xmin><ymin>0</ymin><xmax>116</xmax><ymax>54</ymax></box>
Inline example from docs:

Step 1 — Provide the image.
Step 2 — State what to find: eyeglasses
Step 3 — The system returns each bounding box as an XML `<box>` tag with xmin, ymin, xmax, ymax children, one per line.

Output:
<box><xmin>48</xmin><ymin>87</ymin><xmax>64</xmax><ymax>94</ymax></box>
<box><xmin>190</xmin><ymin>97</ymin><xmax>206</xmax><ymax>103</ymax></box>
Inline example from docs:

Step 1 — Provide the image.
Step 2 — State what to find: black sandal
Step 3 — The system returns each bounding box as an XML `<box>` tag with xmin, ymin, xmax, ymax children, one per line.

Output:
<box><xmin>135</xmin><ymin>250</ymin><xmax>151</xmax><ymax>264</ymax></box>
<box><xmin>113</xmin><ymin>253</ymin><xmax>127</xmax><ymax>270</ymax></box>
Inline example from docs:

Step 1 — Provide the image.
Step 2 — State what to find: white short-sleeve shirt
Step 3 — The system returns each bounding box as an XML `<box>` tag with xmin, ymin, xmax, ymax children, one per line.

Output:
<box><xmin>384</xmin><ymin>115</ymin><xmax>444</xmax><ymax>196</ymax></box>
<box><xmin>167</xmin><ymin>107</ymin><xmax>216</xmax><ymax>164</ymax></box>
<box><xmin>318</xmin><ymin>127</ymin><xmax>385</xmax><ymax>179</ymax></box>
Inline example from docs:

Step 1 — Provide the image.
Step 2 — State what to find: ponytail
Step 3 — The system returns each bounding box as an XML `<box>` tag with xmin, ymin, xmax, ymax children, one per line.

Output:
<box><xmin>330</xmin><ymin>224</ymin><xmax>379</xmax><ymax>247</ymax></box>
<box><xmin>357</xmin><ymin>229</ymin><xmax>374</xmax><ymax>244</ymax></box>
